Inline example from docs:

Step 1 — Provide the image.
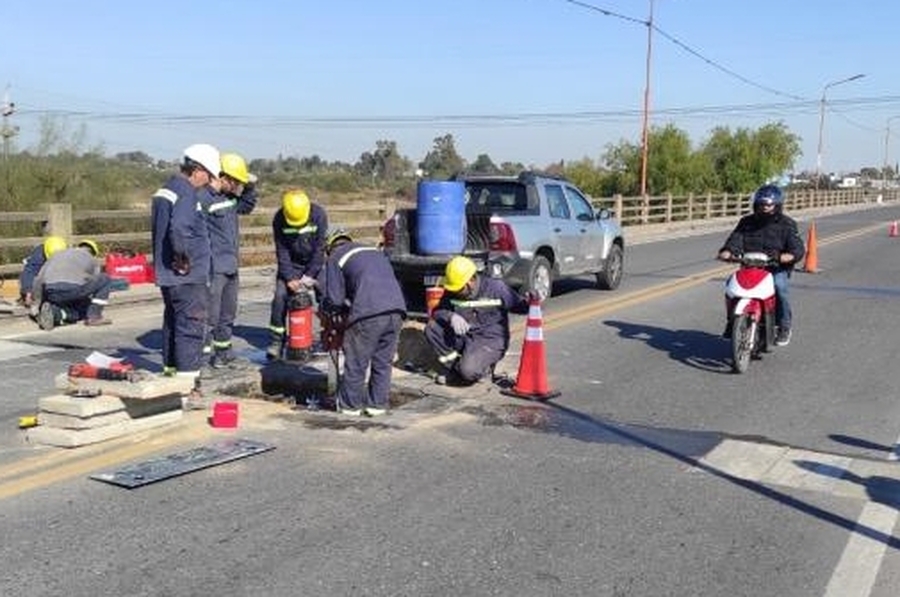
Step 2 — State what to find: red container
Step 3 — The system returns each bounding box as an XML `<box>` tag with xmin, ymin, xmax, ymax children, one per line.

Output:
<box><xmin>105</xmin><ymin>252</ymin><xmax>155</xmax><ymax>284</ymax></box>
<box><xmin>211</xmin><ymin>401</ymin><xmax>239</xmax><ymax>428</ymax></box>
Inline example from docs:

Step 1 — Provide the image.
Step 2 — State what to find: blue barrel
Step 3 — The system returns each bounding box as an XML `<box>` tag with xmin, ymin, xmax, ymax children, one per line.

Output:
<box><xmin>416</xmin><ymin>180</ymin><xmax>466</xmax><ymax>254</ymax></box>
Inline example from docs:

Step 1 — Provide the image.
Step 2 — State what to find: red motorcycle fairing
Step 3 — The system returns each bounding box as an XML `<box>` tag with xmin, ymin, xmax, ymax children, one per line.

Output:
<box><xmin>734</xmin><ymin>267</ymin><xmax>770</xmax><ymax>287</ymax></box>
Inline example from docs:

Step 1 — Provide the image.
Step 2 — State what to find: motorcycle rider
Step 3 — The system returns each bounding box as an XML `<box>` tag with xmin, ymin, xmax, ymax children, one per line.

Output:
<box><xmin>717</xmin><ymin>184</ymin><xmax>805</xmax><ymax>346</ymax></box>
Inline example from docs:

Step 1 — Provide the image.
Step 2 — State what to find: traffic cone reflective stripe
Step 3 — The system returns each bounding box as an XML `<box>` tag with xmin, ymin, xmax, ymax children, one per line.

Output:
<box><xmin>501</xmin><ymin>297</ymin><xmax>560</xmax><ymax>401</ymax></box>
<box><xmin>802</xmin><ymin>220</ymin><xmax>819</xmax><ymax>274</ymax></box>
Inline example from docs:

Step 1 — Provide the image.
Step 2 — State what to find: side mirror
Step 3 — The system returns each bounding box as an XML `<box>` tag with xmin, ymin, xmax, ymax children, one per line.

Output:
<box><xmin>596</xmin><ymin>208</ymin><xmax>613</xmax><ymax>220</ymax></box>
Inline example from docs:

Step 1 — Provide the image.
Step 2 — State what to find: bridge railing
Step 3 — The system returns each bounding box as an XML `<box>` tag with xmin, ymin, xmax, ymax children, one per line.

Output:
<box><xmin>0</xmin><ymin>188</ymin><xmax>895</xmax><ymax>277</ymax></box>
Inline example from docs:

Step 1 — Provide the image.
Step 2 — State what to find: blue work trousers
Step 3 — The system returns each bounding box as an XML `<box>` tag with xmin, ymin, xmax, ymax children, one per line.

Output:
<box><xmin>161</xmin><ymin>283</ymin><xmax>208</xmax><ymax>374</ymax></box>
<box><xmin>208</xmin><ymin>272</ymin><xmax>239</xmax><ymax>355</ymax></box>
<box><xmin>338</xmin><ymin>313</ymin><xmax>403</xmax><ymax>410</ymax></box>
<box><xmin>44</xmin><ymin>273</ymin><xmax>112</xmax><ymax>321</ymax></box>
<box><xmin>424</xmin><ymin>320</ymin><xmax>507</xmax><ymax>383</ymax></box>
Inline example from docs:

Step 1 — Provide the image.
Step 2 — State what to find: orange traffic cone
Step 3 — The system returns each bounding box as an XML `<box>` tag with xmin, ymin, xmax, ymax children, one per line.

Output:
<box><xmin>802</xmin><ymin>220</ymin><xmax>819</xmax><ymax>274</ymax></box>
<box><xmin>890</xmin><ymin>221</ymin><xmax>899</xmax><ymax>237</ymax></box>
<box><xmin>501</xmin><ymin>297</ymin><xmax>560</xmax><ymax>401</ymax></box>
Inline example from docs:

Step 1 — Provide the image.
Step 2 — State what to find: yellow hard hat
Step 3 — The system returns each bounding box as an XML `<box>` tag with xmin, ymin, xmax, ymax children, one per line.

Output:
<box><xmin>442</xmin><ymin>256</ymin><xmax>477</xmax><ymax>292</ymax></box>
<box><xmin>43</xmin><ymin>236</ymin><xmax>67</xmax><ymax>259</ymax></box>
<box><xmin>220</xmin><ymin>152</ymin><xmax>250</xmax><ymax>184</ymax></box>
<box><xmin>282</xmin><ymin>189</ymin><xmax>311</xmax><ymax>227</ymax></box>
<box><xmin>78</xmin><ymin>239</ymin><xmax>100</xmax><ymax>257</ymax></box>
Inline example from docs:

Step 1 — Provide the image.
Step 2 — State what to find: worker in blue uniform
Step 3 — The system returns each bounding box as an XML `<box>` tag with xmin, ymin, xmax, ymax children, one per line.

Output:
<box><xmin>317</xmin><ymin>228</ymin><xmax>407</xmax><ymax>416</ymax></box>
<box><xmin>425</xmin><ymin>256</ymin><xmax>531</xmax><ymax>385</ymax></box>
<box><xmin>30</xmin><ymin>238</ymin><xmax>110</xmax><ymax>329</ymax></box>
<box><xmin>19</xmin><ymin>232</ymin><xmax>62</xmax><ymax>308</ymax></box>
<box><xmin>199</xmin><ymin>152</ymin><xmax>257</xmax><ymax>371</ymax></box>
<box><xmin>267</xmin><ymin>189</ymin><xmax>328</xmax><ymax>360</ymax></box>
<box><xmin>150</xmin><ymin>143</ymin><xmax>219</xmax><ymax>402</ymax></box>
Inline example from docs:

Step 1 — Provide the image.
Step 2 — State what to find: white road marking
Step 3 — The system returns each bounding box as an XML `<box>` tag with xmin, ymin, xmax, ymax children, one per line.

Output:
<box><xmin>823</xmin><ymin>433</ymin><xmax>900</xmax><ymax>597</ymax></box>
<box><xmin>699</xmin><ymin>436</ymin><xmax>900</xmax><ymax>597</ymax></box>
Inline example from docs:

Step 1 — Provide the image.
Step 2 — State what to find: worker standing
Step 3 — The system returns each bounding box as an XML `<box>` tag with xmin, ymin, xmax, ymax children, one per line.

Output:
<box><xmin>199</xmin><ymin>152</ymin><xmax>257</xmax><ymax>371</ymax></box>
<box><xmin>150</xmin><ymin>143</ymin><xmax>219</xmax><ymax>404</ymax></box>
<box><xmin>317</xmin><ymin>229</ymin><xmax>406</xmax><ymax>416</ymax></box>
<box><xmin>267</xmin><ymin>189</ymin><xmax>328</xmax><ymax>360</ymax></box>
<box><xmin>30</xmin><ymin>239</ymin><xmax>111</xmax><ymax>329</ymax></box>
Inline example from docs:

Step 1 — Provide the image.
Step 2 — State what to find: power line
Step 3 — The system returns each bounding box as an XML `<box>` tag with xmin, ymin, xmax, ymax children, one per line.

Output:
<box><xmin>16</xmin><ymin>95</ymin><xmax>900</xmax><ymax>129</ymax></box>
<box><xmin>561</xmin><ymin>0</ymin><xmax>806</xmax><ymax>101</ymax></box>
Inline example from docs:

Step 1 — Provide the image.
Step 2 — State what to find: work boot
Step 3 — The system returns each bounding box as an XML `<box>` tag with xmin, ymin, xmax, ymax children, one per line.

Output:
<box><xmin>37</xmin><ymin>302</ymin><xmax>56</xmax><ymax>331</ymax></box>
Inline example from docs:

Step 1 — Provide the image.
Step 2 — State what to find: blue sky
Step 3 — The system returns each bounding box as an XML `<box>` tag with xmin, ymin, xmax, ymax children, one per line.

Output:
<box><xmin>3</xmin><ymin>0</ymin><xmax>899</xmax><ymax>175</ymax></box>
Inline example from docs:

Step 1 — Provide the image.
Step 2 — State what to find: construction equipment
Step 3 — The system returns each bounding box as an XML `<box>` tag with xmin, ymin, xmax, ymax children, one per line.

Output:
<box><xmin>285</xmin><ymin>290</ymin><xmax>315</xmax><ymax>362</ymax></box>
<box><xmin>318</xmin><ymin>310</ymin><xmax>346</xmax><ymax>406</ymax></box>
<box><xmin>68</xmin><ymin>362</ymin><xmax>137</xmax><ymax>382</ymax></box>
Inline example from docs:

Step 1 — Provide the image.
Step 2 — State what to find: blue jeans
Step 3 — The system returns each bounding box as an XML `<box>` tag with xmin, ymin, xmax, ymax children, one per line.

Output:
<box><xmin>773</xmin><ymin>270</ymin><xmax>792</xmax><ymax>330</ymax></box>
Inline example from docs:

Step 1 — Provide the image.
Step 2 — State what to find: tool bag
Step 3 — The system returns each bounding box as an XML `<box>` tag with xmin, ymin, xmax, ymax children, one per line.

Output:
<box><xmin>105</xmin><ymin>250</ymin><xmax>155</xmax><ymax>284</ymax></box>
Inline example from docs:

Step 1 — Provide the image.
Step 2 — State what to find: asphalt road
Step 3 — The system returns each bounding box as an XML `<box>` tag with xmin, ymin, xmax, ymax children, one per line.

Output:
<box><xmin>1</xmin><ymin>205</ymin><xmax>900</xmax><ymax>596</ymax></box>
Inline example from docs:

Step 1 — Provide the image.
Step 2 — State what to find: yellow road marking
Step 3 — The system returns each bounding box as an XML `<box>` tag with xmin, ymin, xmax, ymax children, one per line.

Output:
<box><xmin>0</xmin><ymin>221</ymin><xmax>883</xmax><ymax>501</ymax></box>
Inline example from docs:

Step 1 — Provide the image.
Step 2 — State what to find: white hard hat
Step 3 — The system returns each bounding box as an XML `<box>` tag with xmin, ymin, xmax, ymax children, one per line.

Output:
<box><xmin>183</xmin><ymin>143</ymin><xmax>221</xmax><ymax>178</ymax></box>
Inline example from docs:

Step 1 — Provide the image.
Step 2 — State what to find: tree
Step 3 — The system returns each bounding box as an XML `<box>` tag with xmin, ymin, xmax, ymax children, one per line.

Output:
<box><xmin>355</xmin><ymin>139</ymin><xmax>411</xmax><ymax>184</ymax></box>
<box><xmin>419</xmin><ymin>134</ymin><xmax>466</xmax><ymax>180</ymax></box>
<box><xmin>469</xmin><ymin>153</ymin><xmax>499</xmax><ymax>174</ymax></box>
<box><xmin>701</xmin><ymin>123</ymin><xmax>800</xmax><ymax>193</ymax></box>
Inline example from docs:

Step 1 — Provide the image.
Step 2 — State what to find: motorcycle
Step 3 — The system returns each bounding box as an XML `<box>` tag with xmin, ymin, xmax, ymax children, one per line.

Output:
<box><xmin>722</xmin><ymin>252</ymin><xmax>777</xmax><ymax>373</ymax></box>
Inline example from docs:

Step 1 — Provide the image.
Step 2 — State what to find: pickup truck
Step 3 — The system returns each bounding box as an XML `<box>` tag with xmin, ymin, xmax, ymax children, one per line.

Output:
<box><xmin>381</xmin><ymin>171</ymin><xmax>625</xmax><ymax>312</ymax></box>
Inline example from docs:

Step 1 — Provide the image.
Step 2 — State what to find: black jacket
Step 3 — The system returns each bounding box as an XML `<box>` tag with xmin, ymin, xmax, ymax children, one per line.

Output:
<box><xmin>433</xmin><ymin>276</ymin><xmax>529</xmax><ymax>349</ymax></box>
<box><xmin>721</xmin><ymin>212</ymin><xmax>806</xmax><ymax>270</ymax></box>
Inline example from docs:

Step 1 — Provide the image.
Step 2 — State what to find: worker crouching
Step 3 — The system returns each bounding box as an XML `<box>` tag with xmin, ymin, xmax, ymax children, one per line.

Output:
<box><xmin>317</xmin><ymin>228</ymin><xmax>406</xmax><ymax>416</ymax></box>
<box><xmin>424</xmin><ymin>256</ymin><xmax>531</xmax><ymax>385</ymax></box>
<box><xmin>30</xmin><ymin>238</ymin><xmax>112</xmax><ymax>330</ymax></box>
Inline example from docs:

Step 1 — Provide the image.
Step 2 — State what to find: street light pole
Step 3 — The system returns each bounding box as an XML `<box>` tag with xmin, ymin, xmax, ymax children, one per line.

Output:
<box><xmin>814</xmin><ymin>73</ymin><xmax>865</xmax><ymax>190</ymax></box>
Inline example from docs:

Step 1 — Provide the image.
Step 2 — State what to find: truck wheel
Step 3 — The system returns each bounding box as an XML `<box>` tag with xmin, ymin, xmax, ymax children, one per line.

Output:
<box><xmin>524</xmin><ymin>255</ymin><xmax>552</xmax><ymax>301</ymax></box>
<box><xmin>596</xmin><ymin>244</ymin><xmax>623</xmax><ymax>290</ymax></box>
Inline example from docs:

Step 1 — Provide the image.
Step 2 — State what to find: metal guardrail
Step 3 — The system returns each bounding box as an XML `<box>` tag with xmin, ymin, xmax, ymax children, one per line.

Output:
<box><xmin>1</xmin><ymin>188</ymin><xmax>896</xmax><ymax>277</ymax></box>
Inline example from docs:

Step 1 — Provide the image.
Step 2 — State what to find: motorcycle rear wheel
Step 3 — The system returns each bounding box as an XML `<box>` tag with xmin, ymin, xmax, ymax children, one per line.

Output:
<box><xmin>731</xmin><ymin>314</ymin><xmax>756</xmax><ymax>373</ymax></box>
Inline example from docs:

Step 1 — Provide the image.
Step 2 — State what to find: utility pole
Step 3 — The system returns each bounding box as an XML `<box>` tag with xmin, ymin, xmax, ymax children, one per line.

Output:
<box><xmin>814</xmin><ymin>73</ymin><xmax>864</xmax><ymax>190</ymax></box>
<box><xmin>639</xmin><ymin>0</ymin><xmax>655</xmax><ymax>197</ymax></box>
<box><xmin>883</xmin><ymin>116</ymin><xmax>900</xmax><ymax>192</ymax></box>
<box><xmin>1</xmin><ymin>85</ymin><xmax>20</xmax><ymax>200</ymax></box>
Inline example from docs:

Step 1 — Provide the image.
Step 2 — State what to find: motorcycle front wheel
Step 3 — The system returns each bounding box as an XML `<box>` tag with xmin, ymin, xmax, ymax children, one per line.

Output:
<box><xmin>731</xmin><ymin>314</ymin><xmax>756</xmax><ymax>373</ymax></box>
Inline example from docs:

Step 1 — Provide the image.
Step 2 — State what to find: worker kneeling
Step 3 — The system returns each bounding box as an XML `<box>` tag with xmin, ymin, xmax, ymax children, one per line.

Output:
<box><xmin>30</xmin><ymin>238</ymin><xmax>112</xmax><ymax>330</ymax></box>
<box><xmin>424</xmin><ymin>256</ymin><xmax>531</xmax><ymax>385</ymax></box>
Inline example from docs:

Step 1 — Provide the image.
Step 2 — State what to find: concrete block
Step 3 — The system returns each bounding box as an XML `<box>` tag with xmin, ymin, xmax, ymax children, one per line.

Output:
<box><xmin>26</xmin><ymin>410</ymin><xmax>184</xmax><ymax>448</ymax></box>
<box><xmin>37</xmin><ymin>393</ymin><xmax>183</xmax><ymax>426</ymax></box>
<box><xmin>55</xmin><ymin>372</ymin><xmax>195</xmax><ymax>399</ymax></box>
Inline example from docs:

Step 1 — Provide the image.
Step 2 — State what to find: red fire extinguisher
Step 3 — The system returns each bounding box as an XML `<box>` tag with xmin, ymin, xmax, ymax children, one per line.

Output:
<box><xmin>286</xmin><ymin>290</ymin><xmax>314</xmax><ymax>362</ymax></box>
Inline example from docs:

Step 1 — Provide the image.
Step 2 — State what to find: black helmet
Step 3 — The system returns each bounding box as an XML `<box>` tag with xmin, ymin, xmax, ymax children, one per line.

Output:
<box><xmin>752</xmin><ymin>184</ymin><xmax>784</xmax><ymax>217</ymax></box>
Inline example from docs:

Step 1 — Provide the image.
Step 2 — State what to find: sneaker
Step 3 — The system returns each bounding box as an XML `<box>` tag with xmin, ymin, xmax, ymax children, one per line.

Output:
<box><xmin>365</xmin><ymin>407</ymin><xmax>388</xmax><ymax>417</ymax></box>
<box><xmin>84</xmin><ymin>317</ymin><xmax>112</xmax><ymax>327</ymax></box>
<box><xmin>775</xmin><ymin>328</ymin><xmax>792</xmax><ymax>347</ymax></box>
<box><xmin>339</xmin><ymin>407</ymin><xmax>363</xmax><ymax>416</ymax></box>
<box><xmin>37</xmin><ymin>302</ymin><xmax>55</xmax><ymax>331</ymax></box>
